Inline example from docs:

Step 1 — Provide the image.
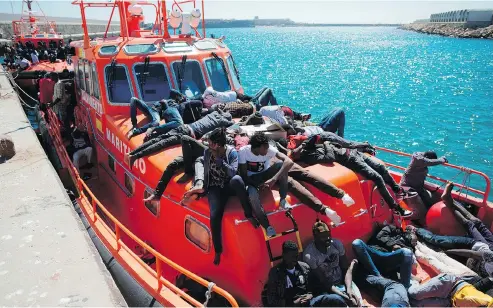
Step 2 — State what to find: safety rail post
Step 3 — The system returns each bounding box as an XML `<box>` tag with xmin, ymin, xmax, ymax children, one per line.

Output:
<box><xmin>91</xmin><ymin>198</ymin><xmax>98</xmax><ymax>223</ymax></box>
<box><xmin>156</xmin><ymin>259</ymin><xmax>163</xmax><ymax>291</ymax></box>
<box><xmin>374</xmin><ymin>146</ymin><xmax>491</xmax><ymax>205</ymax></box>
<box><xmin>115</xmin><ymin>224</ymin><xmax>121</xmax><ymax>251</ymax></box>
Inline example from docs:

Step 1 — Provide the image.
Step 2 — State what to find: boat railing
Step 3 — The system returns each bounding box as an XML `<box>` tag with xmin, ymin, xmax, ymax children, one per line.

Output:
<box><xmin>375</xmin><ymin>146</ymin><xmax>491</xmax><ymax>207</ymax></box>
<box><xmin>45</xmin><ymin>109</ymin><xmax>238</xmax><ymax>307</ymax></box>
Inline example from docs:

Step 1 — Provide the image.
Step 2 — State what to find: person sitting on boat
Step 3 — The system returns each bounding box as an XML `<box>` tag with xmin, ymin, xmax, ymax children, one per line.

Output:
<box><xmin>126</xmin><ymin>97</ymin><xmax>183</xmax><ymax>139</ymax></box>
<box><xmin>408</xmin><ymin>273</ymin><xmax>493</xmax><ymax>307</ymax></box>
<box><xmin>263</xmin><ymin>240</ymin><xmax>348</xmax><ymax>307</ymax></box>
<box><xmin>237</xmin><ymin>132</ymin><xmax>294</xmax><ymax>237</ymax></box>
<box><xmin>289</xmin><ymin>133</ymin><xmax>411</xmax><ymax>217</ymax></box>
<box><xmin>30</xmin><ymin>49</ymin><xmax>39</xmax><ymax>64</ymax></box>
<box><xmin>400</xmin><ymin>151</ymin><xmax>448</xmax><ymax>208</ymax></box>
<box><xmin>303</xmin><ymin>221</ymin><xmax>364</xmax><ymax>306</ymax></box>
<box><xmin>124</xmin><ymin>110</ymin><xmax>234</xmax><ymax>168</ymax></box>
<box><xmin>70</xmin><ymin>127</ymin><xmax>93</xmax><ymax>179</ymax></box>
<box><xmin>183</xmin><ymin>128</ymin><xmax>257</xmax><ymax>265</ymax></box>
<box><xmin>18</xmin><ymin>57</ymin><xmax>30</xmax><ymax>71</ymax></box>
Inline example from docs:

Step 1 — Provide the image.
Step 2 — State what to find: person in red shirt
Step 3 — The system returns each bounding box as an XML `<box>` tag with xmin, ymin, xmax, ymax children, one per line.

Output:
<box><xmin>38</xmin><ymin>73</ymin><xmax>56</xmax><ymax>105</ymax></box>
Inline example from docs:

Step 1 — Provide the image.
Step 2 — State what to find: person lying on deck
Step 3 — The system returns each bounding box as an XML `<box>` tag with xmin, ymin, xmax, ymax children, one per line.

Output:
<box><xmin>263</xmin><ymin>240</ymin><xmax>349</xmax><ymax>307</ymax></box>
<box><xmin>400</xmin><ymin>151</ymin><xmax>448</xmax><ymax>208</ymax></box>
<box><xmin>288</xmin><ymin>133</ymin><xmax>411</xmax><ymax>217</ymax></box>
<box><xmin>126</xmin><ymin>97</ymin><xmax>183</xmax><ymax>139</ymax></box>
<box><xmin>124</xmin><ymin>110</ymin><xmax>234</xmax><ymax>168</ymax></box>
<box><xmin>303</xmin><ymin>221</ymin><xmax>363</xmax><ymax>307</ymax></box>
<box><xmin>408</xmin><ymin>273</ymin><xmax>493</xmax><ymax>307</ymax></box>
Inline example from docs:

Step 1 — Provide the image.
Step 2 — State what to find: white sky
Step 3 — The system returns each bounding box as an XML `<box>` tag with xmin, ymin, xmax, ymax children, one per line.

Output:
<box><xmin>1</xmin><ymin>0</ymin><xmax>492</xmax><ymax>24</ymax></box>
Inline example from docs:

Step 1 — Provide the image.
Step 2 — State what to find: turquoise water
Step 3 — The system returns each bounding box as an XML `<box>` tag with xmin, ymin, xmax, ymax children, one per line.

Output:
<box><xmin>209</xmin><ymin>27</ymin><xmax>493</xmax><ymax>199</ymax></box>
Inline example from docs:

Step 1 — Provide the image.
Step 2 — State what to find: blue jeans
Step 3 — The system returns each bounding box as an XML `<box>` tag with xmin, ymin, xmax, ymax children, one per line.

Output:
<box><xmin>208</xmin><ymin>175</ymin><xmax>251</xmax><ymax>254</ymax></box>
<box><xmin>129</xmin><ymin>97</ymin><xmax>160</xmax><ymax>135</ymax></box>
<box><xmin>464</xmin><ymin>220</ymin><xmax>493</xmax><ymax>251</ymax></box>
<box><xmin>252</xmin><ymin>87</ymin><xmax>278</xmax><ymax>109</ymax></box>
<box><xmin>416</xmin><ymin>227</ymin><xmax>476</xmax><ymax>250</ymax></box>
<box><xmin>365</xmin><ymin>275</ymin><xmax>409</xmax><ymax>307</ymax></box>
<box><xmin>319</xmin><ymin>107</ymin><xmax>345</xmax><ymax>138</ymax></box>
<box><xmin>309</xmin><ymin>293</ymin><xmax>347</xmax><ymax>307</ymax></box>
<box><xmin>352</xmin><ymin>239</ymin><xmax>413</xmax><ymax>288</ymax></box>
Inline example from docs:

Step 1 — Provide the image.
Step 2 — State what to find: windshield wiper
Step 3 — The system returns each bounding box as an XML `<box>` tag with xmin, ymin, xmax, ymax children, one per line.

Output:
<box><xmin>177</xmin><ymin>55</ymin><xmax>187</xmax><ymax>93</ymax></box>
<box><xmin>229</xmin><ymin>53</ymin><xmax>241</xmax><ymax>84</ymax></box>
<box><xmin>138</xmin><ymin>56</ymin><xmax>150</xmax><ymax>99</ymax></box>
<box><xmin>211</xmin><ymin>52</ymin><xmax>229</xmax><ymax>84</ymax></box>
<box><xmin>107</xmin><ymin>59</ymin><xmax>117</xmax><ymax>101</ymax></box>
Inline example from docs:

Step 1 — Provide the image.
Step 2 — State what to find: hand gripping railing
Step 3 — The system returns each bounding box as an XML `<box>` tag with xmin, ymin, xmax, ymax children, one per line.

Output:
<box><xmin>45</xmin><ymin>109</ymin><xmax>238</xmax><ymax>307</ymax></box>
<box><xmin>374</xmin><ymin>146</ymin><xmax>491</xmax><ymax>206</ymax></box>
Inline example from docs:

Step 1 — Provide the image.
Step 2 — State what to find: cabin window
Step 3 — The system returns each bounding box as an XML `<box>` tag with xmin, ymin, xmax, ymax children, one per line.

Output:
<box><xmin>205</xmin><ymin>58</ymin><xmax>230</xmax><ymax>92</ymax></box>
<box><xmin>108</xmin><ymin>155</ymin><xmax>115</xmax><ymax>173</ymax></box>
<box><xmin>91</xmin><ymin>62</ymin><xmax>100</xmax><ymax>99</ymax></box>
<box><xmin>134</xmin><ymin>63</ymin><xmax>171</xmax><ymax>102</ymax></box>
<box><xmin>99</xmin><ymin>45</ymin><xmax>118</xmax><ymax>56</ymax></box>
<box><xmin>172</xmin><ymin>61</ymin><xmax>206</xmax><ymax>98</ymax></box>
<box><xmin>185</xmin><ymin>216</ymin><xmax>211</xmax><ymax>252</ymax></box>
<box><xmin>105</xmin><ymin>65</ymin><xmax>133</xmax><ymax>104</ymax></box>
<box><xmin>124</xmin><ymin>44</ymin><xmax>158</xmax><ymax>55</ymax></box>
<box><xmin>143</xmin><ymin>189</ymin><xmax>160</xmax><ymax>217</ymax></box>
<box><xmin>78</xmin><ymin>61</ymin><xmax>85</xmax><ymax>91</ymax></box>
<box><xmin>124</xmin><ymin>172</ymin><xmax>135</xmax><ymax>196</ymax></box>
<box><xmin>84</xmin><ymin>61</ymin><xmax>92</xmax><ymax>95</ymax></box>
<box><xmin>162</xmin><ymin>42</ymin><xmax>193</xmax><ymax>53</ymax></box>
<box><xmin>226</xmin><ymin>56</ymin><xmax>241</xmax><ymax>89</ymax></box>
<box><xmin>194</xmin><ymin>40</ymin><xmax>217</xmax><ymax>50</ymax></box>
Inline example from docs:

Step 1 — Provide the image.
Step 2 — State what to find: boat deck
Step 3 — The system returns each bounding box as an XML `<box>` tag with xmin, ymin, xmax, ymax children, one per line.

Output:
<box><xmin>0</xmin><ymin>71</ymin><xmax>125</xmax><ymax>306</ymax></box>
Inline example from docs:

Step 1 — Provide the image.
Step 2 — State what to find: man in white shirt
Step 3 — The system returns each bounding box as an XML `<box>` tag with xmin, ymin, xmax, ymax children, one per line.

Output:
<box><xmin>202</xmin><ymin>86</ymin><xmax>237</xmax><ymax>108</ymax></box>
<box><xmin>238</xmin><ymin>132</ymin><xmax>294</xmax><ymax>238</ymax></box>
<box><xmin>259</xmin><ymin>105</ymin><xmax>288</xmax><ymax>125</ymax></box>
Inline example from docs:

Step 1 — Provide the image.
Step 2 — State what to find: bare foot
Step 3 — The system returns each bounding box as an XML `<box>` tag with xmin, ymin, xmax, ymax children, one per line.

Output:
<box><xmin>144</xmin><ymin>194</ymin><xmax>160</xmax><ymax>202</ymax></box>
<box><xmin>183</xmin><ymin>181</ymin><xmax>204</xmax><ymax>199</ymax></box>
<box><xmin>181</xmin><ymin>193</ymin><xmax>198</xmax><ymax>206</ymax></box>
<box><xmin>213</xmin><ymin>252</ymin><xmax>221</xmax><ymax>265</ymax></box>
<box><xmin>123</xmin><ymin>153</ymin><xmax>130</xmax><ymax>166</ymax></box>
<box><xmin>442</xmin><ymin>182</ymin><xmax>454</xmax><ymax>205</ymax></box>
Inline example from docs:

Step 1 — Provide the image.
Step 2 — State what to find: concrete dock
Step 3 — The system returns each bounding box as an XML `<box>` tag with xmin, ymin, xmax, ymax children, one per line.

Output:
<box><xmin>0</xmin><ymin>72</ymin><xmax>126</xmax><ymax>306</ymax></box>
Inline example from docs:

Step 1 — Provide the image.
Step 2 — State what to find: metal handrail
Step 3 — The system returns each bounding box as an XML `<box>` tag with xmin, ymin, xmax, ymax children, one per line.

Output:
<box><xmin>45</xmin><ymin>110</ymin><xmax>238</xmax><ymax>307</ymax></box>
<box><xmin>374</xmin><ymin>146</ymin><xmax>491</xmax><ymax>205</ymax></box>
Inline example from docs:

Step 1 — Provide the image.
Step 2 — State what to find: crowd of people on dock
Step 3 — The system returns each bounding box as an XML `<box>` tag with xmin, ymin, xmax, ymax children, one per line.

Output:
<box><xmin>0</xmin><ymin>39</ymin><xmax>74</xmax><ymax>70</ymax></box>
<box><xmin>40</xmin><ymin>74</ymin><xmax>490</xmax><ymax>306</ymax></box>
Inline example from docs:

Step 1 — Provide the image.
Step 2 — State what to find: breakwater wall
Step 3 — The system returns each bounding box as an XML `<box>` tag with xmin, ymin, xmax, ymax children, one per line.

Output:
<box><xmin>400</xmin><ymin>23</ymin><xmax>493</xmax><ymax>39</ymax></box>
<box><xmin>0</xmin><ymin>22</ymin><xmax>119</xmax><ymax>39</ymax></box>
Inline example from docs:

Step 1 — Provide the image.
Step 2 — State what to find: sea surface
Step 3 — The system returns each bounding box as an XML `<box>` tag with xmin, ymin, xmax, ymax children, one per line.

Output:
<box><xmin>209</xmin><ymin>27</ymin><xmax>493</xmax><ymax>199</ymax></box>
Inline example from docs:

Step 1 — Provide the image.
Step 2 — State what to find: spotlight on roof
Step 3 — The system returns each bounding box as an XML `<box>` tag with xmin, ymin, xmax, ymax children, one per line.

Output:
<box><xmin>169</xmin><ymin>8</ymin><xmax>182</xmax><ymax>29</ymax></box>
<box><xmin>190</xmin><ymin>8</ymin><xmax>201</xmax><ymax>28</ymax></box>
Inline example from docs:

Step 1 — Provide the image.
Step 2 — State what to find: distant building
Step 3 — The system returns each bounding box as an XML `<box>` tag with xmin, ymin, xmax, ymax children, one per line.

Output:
<box><xmin>429</xmin><ymin>9</ymin><xmax>493</xmax><ymax>27</ymax></box>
